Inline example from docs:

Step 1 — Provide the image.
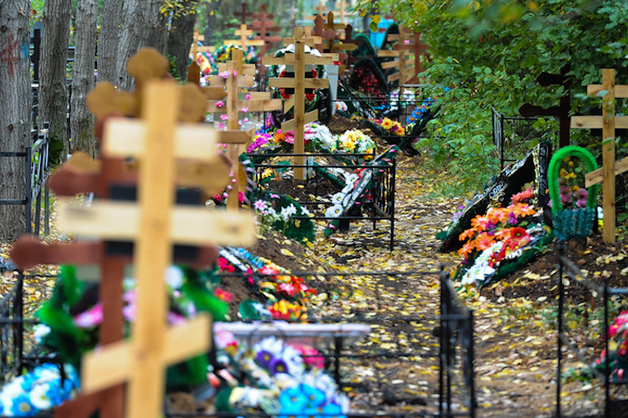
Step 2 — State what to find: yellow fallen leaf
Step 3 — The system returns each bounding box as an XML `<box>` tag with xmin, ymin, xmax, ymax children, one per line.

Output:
<box><xmin>280</xmin><ymin>248</ymin><xmax>295</xmax><ymax>257</ymax></box>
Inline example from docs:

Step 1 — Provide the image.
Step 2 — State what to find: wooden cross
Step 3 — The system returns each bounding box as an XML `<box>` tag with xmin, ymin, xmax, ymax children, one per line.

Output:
<box><xmin>64</xmin><ymin>81</ymin><xmax>254</xmax><ymax>418</ymax></box>
<box><xmin>207</xmin><ymin>49</ymin><xmax>282</xmax><ymax>209</ymax></box>
<box><xmin>331</xmin><ymin>0</ymin><xmax>355</xmax><ymax>24</ymax></box>
<box><xmin>314</xmin><ymin>12</ymin><xmax>356</xmax><ymax>65</ymax></box>
<box><xmin>571</xmin><ymin>69</ymin><xmax>628</xmax><ymax>243</ymax></box>
<box><xmin>188</xmin><ymin>31</ymin><xmax>215</xmax><ymax>85</ymax></box>
<box><xmin>224</xmin><ymin>23</ymin><xmax>265</xmax><ymax>49</ymax></box>
<box><xmin>306</xmin><ymin>1</ymin><xmax>327</xmax><ymax>20</ymax></box>
<box><xmin>227</xmin><ymin>2</ymin><xmax>254</xmax><ymax>28</ymax></box>
<box><xmin>10</xmin><ymin>49</ymin><xmax>230</xmax><ymax>418</ymax></box>
<box><xmin>519</xmin><ymin>65</ymin><xmax>571</xmax><ymax>147</ymax></box>
<box><xmin>251</xmin><ymin>5</ymin><xmax>282</xmax><ymax>58</ymax></box>
<box><xmin>378</xmin><ymin>25</ymin><xmax>426</xmax><ymax>85</ymax></box>
<box><xmin>265</xmin><ymin>28</ymin><xmax>335</xmax><ymax>179</ymax></box>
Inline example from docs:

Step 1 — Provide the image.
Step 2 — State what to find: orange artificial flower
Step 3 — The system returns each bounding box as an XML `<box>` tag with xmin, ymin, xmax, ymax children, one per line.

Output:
<box><xmin>459</xmin><ymin>228</ymin><xmax>477</xmax><ymax>241</ymax></box>
<box><xmin>509</xmin><ymin>203</ymin><xmax>535</xmax><ymax>217</ymax></box>
<box><xmin>458</xmin><ymin>241</ymin><xmax>475</xmax><ymax>258</ymax></box>
<box><xmin>475</xmin><ymin>233</ymin><xmax>495</xmax><ymax>251</ymax></box>
<box><xmin>488</xmin><ymin>207</ymin><xmax>509</xmax><ymax>223</ymax></box>
<box><xmin>470</xmin><ymin>215</ymin><xmax>491</xmax><ymax>231</ymax></box>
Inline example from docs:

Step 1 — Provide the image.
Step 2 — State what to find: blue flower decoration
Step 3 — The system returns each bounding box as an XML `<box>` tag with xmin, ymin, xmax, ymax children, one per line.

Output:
<box><xmin>279</xmin><ymin>386</ymin><xmax>309</xmax><ymax>415</ymax></box>
<box><xmin>9</xmin><ymin>393</ymin><xmax>36</xmax><ymax>416</ymax></box>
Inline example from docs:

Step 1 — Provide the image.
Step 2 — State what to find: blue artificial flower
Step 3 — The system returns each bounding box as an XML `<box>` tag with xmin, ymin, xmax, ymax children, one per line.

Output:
<box><xmin>301</xmin><ymin>384</ymin><xmax>325</xmax><ymax>408</ymax></box>
<box><xmin>322</xmin><ymin>402</ymin><xmax>346</xmax><ymax>418</ymax></box>
<box><xmin>9</xmin><ymin>393</ymin><xmax>36</xmax><ymax>416</ymax></box>
<box><xmin>279</xmin><ymin>386</ymin><xmax>309</xmax><ymax>415</ymax></box>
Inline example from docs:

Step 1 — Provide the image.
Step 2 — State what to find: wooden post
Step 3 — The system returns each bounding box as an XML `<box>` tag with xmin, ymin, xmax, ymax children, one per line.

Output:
<box><xmin>266</xmin><ymin>28</ymin><xmax>335</xmax><ymax>179</ymax></box>
<box><xmin>378</xmin><ymin>25</ymin><xmax>426</xmax><ymax>86</ymax></box>
<box><xmin>206</xmin><ymin>49</ymin><xmax>282</xmax><ymax>208</ymax></box>
<box><xmin>571</xmin><ymin>69</ymin><xmax>628</xmax><ymax>243</ymax></box>
<box><xmin>62</xmin><ymin>81</ymin><xmax>255</xmax><ymax>418</ymax></box>
<box><xmin>225</xmin><ymin>23</ymin><xmax>265</xmax><ymax>49</ymax></box>
<box><xmin>251</xmin><ymin>5</ymin><xmax>282</xmax><ymax>58</ymax></box>
<box><xmin>227</xmin><ymin>2</ymin><xmax>254</xmax><ymax>28</ymax></box>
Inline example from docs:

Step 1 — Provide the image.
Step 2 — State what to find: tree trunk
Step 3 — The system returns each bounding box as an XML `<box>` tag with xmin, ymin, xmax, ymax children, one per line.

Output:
<box><xmin>70</xmin><ymin>0</ymin><xmax>98</xmax><ymax>156</ymax></box>
<box><xmin>167</xmin><ymin>0</ymin><xmax>198</xmax><ymax>81</ymax></box>
<box><xmin>0</xmin><ymin>0</ymin><xmax>32</xmax><ymax>240</ymax></box>
<box><xmin>98</xmin><ymin>0</ymin><xmax>123</xmax><ymax>85</ymax></box>
<box><xmin>39</xmin><ymin>0</ymin><xmax>71</xmax><ymax>165</ymax></box>
<box><xmin>116</xmin><ymin>0</ymin><xmax>168</xmax><ymax>90</ymax></box>
<box><xmin>203</xmin><ymin>0</ymin><xmax>223</xmax><ymax>46</ymax></box>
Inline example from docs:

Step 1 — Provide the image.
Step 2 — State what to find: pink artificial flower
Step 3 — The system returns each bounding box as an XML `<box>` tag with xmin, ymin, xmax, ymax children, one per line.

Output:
<box><xmin>220</xmin><ymin>114</ymin><xmax>229</xmax><ymax>121</ymax></box>
<box><xmin>215</xmin><ymin>122</ymin><xmax>225</xmax><ymax>130</ymax></box>
<box><xmin>73</xmin><ymin>303</ymin><xmax>103</xmax><ymax>328</ymax></box>
<box><xmin>246</xmin><ymin>93</ymin><xmax>251</xmax><ymax>100</ymax></box>
<box><xmin>216</xmin><ymin>100</ymin><xmax>224</xmax><ymax>108</ymax></box>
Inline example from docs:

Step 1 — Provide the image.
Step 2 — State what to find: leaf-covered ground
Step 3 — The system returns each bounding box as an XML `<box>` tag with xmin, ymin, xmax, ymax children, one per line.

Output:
<box><xmin>3</xmin><ymin>150</ymin><xmax>628</xmax><ymax>417</ymax></box>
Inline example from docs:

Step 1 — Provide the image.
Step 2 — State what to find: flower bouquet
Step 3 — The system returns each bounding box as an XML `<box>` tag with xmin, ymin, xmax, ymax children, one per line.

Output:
<box><xmin>593</xmin><ymin>310</ymin><xmax>628</xmax><ymax>382</ymax></box>
<box><xmin>0</xmin><ymin>363</ymin><xmax>79</xmax><ymax>416</ymax></box>
<box><xmin>548</xmin><ymin>146</ymin><xmax>599</xmax><ymax>241</ymax></box>
<box><xmin>455</xmin><ymin>187</ymin><xmax>550</xmax><ymax>286</ymax></box>
<box><xmin>336</xmin><ymin>129</ymin><xmax>376</xmax><ymax>158</ymax></box>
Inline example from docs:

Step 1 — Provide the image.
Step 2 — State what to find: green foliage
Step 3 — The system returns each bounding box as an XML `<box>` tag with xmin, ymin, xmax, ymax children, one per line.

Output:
<box><xmin>355</xmin><ymin>0</ymin><xmax>628</xmax><ymax>194</ymax></box>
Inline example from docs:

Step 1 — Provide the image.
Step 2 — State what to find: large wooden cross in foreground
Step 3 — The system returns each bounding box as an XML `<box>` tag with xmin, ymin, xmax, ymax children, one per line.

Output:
<box><xmin>60</xmin><ymin>81</ymin><xmax>255</xmax><ymax>418</ymax></box>
<box><xmin>571</xmin><ymin>68</ymin><xmax>628</xmax><ymax>243</ymax></box>
<box><xmin>266</xmin><ymin>28</ymin><xmax>335</xmax><ymax>179</ymax></box>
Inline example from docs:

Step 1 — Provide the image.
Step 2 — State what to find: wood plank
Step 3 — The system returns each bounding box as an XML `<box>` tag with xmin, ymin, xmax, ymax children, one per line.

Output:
<box><xmin>585</xmin><ymin>155</ymin><xmax>628</xmax><ymax>187</ymax></box>
<box><xmin>571</xmin><ymin>115</ymin><xmax>628</xmax><ymax>129</ymax></box>
<box><xmin>381</xmin><ymin>60</ymin><xmax>399</xmax><ymax>69</ymax></box>
<box><xmin>264</xmin><ymin>54</ymin><xmax>335</xmax><ymax>66</ymax></box>
<box><xmin>388</xmin><ymin>72</ymin><xmax>400</xmax><ymax>82</ymax></box>
<box><xmin>284</xmin><ymin>96</ymin><xmax>295</xmax><ymax>113</ymax></box>
<box><xmin>283</xmin><ymin>36</ymin><xmax>321</xmax><ymax>46</ymax></box>
<box><xmin>223</xmin><ymin>39</ymin><xmax>265</xmax><ymax>46</ymax></box>
<box><xmin>198</xmin><ymin>46</ymin><xmax>215</xmax><ymax>53</ymax></box>
<box><xmin>269</xmin><ymin>78</ymin><xmax>329</xmax><ymax>89</ymax></box>
<box><xmin>243</xmin><ymin>99</ymin><xmax>283</xmax><ymax>112</ymax></box>
<box><xmin>378</xmin><ymin>50</ymin><xmax>400</xmax><ymax>58</ymax></box>
<box><xmin>82</xmin><ymin>340</ymin><xmax>132</xmax><ymax>393</ymax></box>
<box><xmin>201</xmin><ymin>87</ymin><xmax>228</xmax><ymax>100</ymax></box>
<box><xmin>218</xmin><ymin>63</ymin><xmax>256</xmax><ymax>76</ymax></box>
<box><xmin>587</xmin><ymin>84</ymin><xmax>628</xmax><ymax>98</ymax></box>
<box><xmin>246</xmin><ymin>91</ymin><xmax>272</xmax><ymax>100</ymax></box>
<box><xmin>57</xmin><ymin>200</ymin><xmax>256</xmax><ymax>246</ymax></box>
<box><xmin>103</xmin><ymin>119</ymin><xmax>218</xmax><ymax>160</ymax></box>
<box><xmin>128</xmin><ymin>80</ymin><xmax>177</xmax><ymax>418</ymax></box>
<box><xmin>163</xmin><ymin>315</ymin><xmax>212</xmax><ymax>364</ymax></box>
<box><xmin>218</xmin><ymin>130</ymin><xmax>253</xmax><ymax>144</ymax></box>
<box><xmin>281</xmin><ymin>110</ymin><xmax>318</xmax><ymax>132</ymax></box>
<box><xmin>601</xmin><ymin>68</ymin><xmax>616</xmax><ymax>243</ymax></box>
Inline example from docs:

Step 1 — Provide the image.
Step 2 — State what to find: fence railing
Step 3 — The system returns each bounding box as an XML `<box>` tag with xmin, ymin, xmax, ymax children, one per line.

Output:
<box><xmin>556</xmin><ymin>243</ymin><xmax>628</xmax><ymax>417</ymax></box>
<box><xmin>0</xmin><ymin>123</ymin><xmax>51</xmax><ymax>237</ymax></box>
<box><xmin>248</xmin><ymin>152</ymin><xmax>397</xmax><ymax>250</ymax></box>
<box><xmin>439</xmin><ymin>269</ymin><xmax>476</xmax><ymax>418</ymax></box>
<box><xmin>492</xmin><ymin>107</ymin><xmax>558</xmax><ymax>171</ymax></box>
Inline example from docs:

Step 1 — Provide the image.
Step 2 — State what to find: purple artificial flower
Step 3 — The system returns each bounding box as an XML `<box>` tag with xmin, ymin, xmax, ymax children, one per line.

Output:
<box><xmin>270</xmin><ymin>357</ymin><xmax>289</xmax><ymax>375</ymax></box>
<box><xmin>507</xmin><ymin>211</ymin><xmax>518</xmax><ymax>226</ymax></box>
<box><xmin>256</xmin><ymin>350</ymin><xmax>274</xmax><ymax>368</ymax></box>
<box><xmin>576</xmin><ymin>197</ymin><xmax>588</xmax><ymax>208</ymax></box>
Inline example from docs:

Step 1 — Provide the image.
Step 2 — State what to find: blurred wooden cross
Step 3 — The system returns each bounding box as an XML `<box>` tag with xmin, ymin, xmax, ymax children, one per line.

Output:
<box><xmin>68</xmin><ymin>81</ymin><xmax>255</xmax><ymax>418</ymax></box>
<box><xmin>571</xmin><ymin>68</ymin><xmax>628</xmax><ymax>243</ymax></box>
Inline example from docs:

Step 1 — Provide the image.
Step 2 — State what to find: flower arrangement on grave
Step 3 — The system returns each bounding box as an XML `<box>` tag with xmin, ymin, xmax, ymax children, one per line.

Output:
<box><xmin>215</xmin><ymin>44</ymin><xmax>257</xmax><ymax>64</ymax></box>
<box><xmin>323</xmin><ymin>146</ymin><xmax>399</xmax><ymax>237</ymax></box>
<box><xmin>548</xmin><ymin>146</ymin><xmax>599</xmax><ymax>241</ymax></box>
<box><xmin>34</xmin><ymin>265</ymin><xmax>231</xmax><ymax>390</ymax></box>
<box><xmin>454</xmin><ymin>187</ymin><xmax>551</xmax><ymax>286</ymax></box>
<box><xmin>197</xmin><ymin>52</ymin><xmax>217</xmax><ymax>86</ymax></box>
<box><xmin>336</xmin><ymin>129</ymin><xmax>376</xmax><ymax>158</ymax></box>
<box><xmin>593</xmin><ymin>310</ymin><xmax>628</xmax><ymax>382</ymax></box>
<box><xmin>212</xmin><ymin>331</ymin><xmax>348</xmax><ymax>416</ymax></box>
<box><xmin>372</xmin><ymin>117</ymin><xmax>407</xmax><ymax>137</ymax></box>
<box><xmin>216</xmin><ymin>253</ymin><xmax>316</xmax><ymax>323</ymax></box>
<box><xmin>0</xmin><ymin>363</ymin><xmax>79</xmax><ymax>416</ymax></box>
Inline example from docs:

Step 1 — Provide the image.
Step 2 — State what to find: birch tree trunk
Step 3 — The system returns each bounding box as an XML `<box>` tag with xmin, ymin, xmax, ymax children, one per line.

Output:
<box><xmin>98</xmin><ymin>0</ymin><xmax>123</xmax><ymax>85</ymax></box>
<box><xmin>70</xmin><ymin>0</ymin><xmax>98</xmax><ymax>156</ymax></box>
<box><xmin>0</xmin><ymin>0</ymin><xmax>32</xmax><ymax>240</ymax></box>
<box><xmin>116</xmin><ymin>0</ymin><xmax>168</xmax><ymax>90</ymax></box>
<box><xmin>39</xmin><ymin>0</ymin><xmax>71</xmax><ymax>165</ymax></box>
<box><xmin>167</xmin><ymin>0</ymin><xmax>198</xmax><ymax>81</ymax></box>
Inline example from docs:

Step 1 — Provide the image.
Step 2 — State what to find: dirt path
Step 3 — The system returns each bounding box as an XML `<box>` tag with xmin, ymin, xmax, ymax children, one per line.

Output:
<box><xmin>312</xmin><ymin>154</ymin><xmax>603</xmax><ymax>418</ymax></box>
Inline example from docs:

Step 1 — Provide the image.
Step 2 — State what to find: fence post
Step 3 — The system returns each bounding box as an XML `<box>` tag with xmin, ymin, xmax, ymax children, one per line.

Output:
<box><xmin>604</xmin><ymin>283</ymin><xmax>610</xmax><ymax>418</ymax></box>
<box><xmin>25</xmin><ymin>146</ymin><xmax>32</xmax><ymax>235</ymax></box>
<box><xmin>439</xmin><ymin>268</ymin><xmax>445</xmax><ymax>417</ymax></box>
<box><xmin>468</xmin><ymin>308</ymin><xmax>476</xmax><ymax>418</ymax></box>
<box><xmin>557</xmin><ymin>243</ymin><xmax>564</xmax><ymax>418</ymax></box>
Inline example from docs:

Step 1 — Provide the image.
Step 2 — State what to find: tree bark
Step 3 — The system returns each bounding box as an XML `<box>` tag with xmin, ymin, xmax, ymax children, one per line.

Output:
<box><xmin>203</xmin><ymin>0</ymin><xmax>223</xmax><ymax>46</ymax></box>
<box><xmin>116</xmin><ymin>0</ymin><xmax>168</xmax><ymax>90</ymax></box>
<box><xmin>39</xmin><ymin>0</ymin><xmax>71</xmax><ymax>165</ymax></box>
<box><xmin>0</xmin><ymin>0</ymin><xmax>32</xmax><ymax>240</ymax></box>
<box><xmin>98</xmin><ymin>0</ymin><xmax>123</xmax><ymax>85</ymax></box>
<box><xmin>70</xmin><ymin>0</ymin><xmax>98</xmax><ymax>156</ymax></box>
<box><xmin>167</xmin><ymin>0</ymin><xmax>198</xmax><ymax>81</ymax></box>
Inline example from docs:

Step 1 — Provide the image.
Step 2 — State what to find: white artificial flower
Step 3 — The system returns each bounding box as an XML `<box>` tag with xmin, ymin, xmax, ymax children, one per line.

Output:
<box><xmin>332</xmin><ymin>193</ymin><xmax>345</xmax><ymax>204</ymax></box>
<box><xmin>325</xmin><ymin>205</ymin><xmax>344</xmax><ymax>218</ymax></box>
<box><xmin>29</xmin><ymin>384</ymin><xmax>52</xmax><ymax>410</ymax></box>
<box><xmin>164</xmin><ymin>266</ymin><xmax>184</xmax><ymax>290</ymax></box>
<box><xmin>254</xmin><ymin>336</ymin><xmax>284</xmax><ymax>357</ymax></box>
<box><xmin>345</xmin><ymin>173</ymin><xmax>359</xmax><ymax>185</ymax></box>
<box><xmin>33</xmin><ymin>324</ymin><xmax>51</xmax><ymax>344</ymax></box>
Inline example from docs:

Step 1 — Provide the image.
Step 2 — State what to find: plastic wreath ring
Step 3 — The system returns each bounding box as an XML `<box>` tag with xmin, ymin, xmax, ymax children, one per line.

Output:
<box><xmin>547</xmin><ymin>145</ymin><xmax>599</xmax><ymax>214</ymax></box>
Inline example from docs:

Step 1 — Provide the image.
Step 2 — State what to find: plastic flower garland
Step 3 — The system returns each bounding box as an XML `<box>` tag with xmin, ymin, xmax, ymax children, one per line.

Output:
<box><xmin>0</xmin><ymin>363</ymin><xmax>79</xmax><ymax>416</ymax></box>
<box><xmin>213</xmin><ymin>332</ymin><xmax>349</xmax><ymax>416</ymax></box>
<box><xmin>456</xmin><ymin>187</ymin><xmax>548</xmax><ymax>286</ymax></box>
<box><xmin>372</xmin><ymin>117</ymin><xmax>405</xmax><ymax>137</ymax></box>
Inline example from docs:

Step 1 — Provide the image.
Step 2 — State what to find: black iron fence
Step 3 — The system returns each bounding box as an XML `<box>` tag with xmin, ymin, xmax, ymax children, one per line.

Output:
<box><xmin>0</xmin><ymin>124</ymin><xmax>52</xmax><ymax>236</ymax></box>
<box><xmin>556</xmin><ymin>243</ymin><xmax>628</xmax><ymax>417</ymax></box>
<box><xmin>248</xmin><ymin>152</ymin><xmax>397</xmax><ymax>250</ymax></box>
<box><xmin>0</xmin><ymin>268</ymin><xmax>477</xmax><ymax>417</ymax></box>
<box><xmin>492</xmin><ymin>107</ymin><xmax>558</xmax><ymax>171</ymax></box>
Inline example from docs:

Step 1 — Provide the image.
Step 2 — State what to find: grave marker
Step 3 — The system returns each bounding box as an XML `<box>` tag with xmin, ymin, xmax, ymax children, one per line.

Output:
<box><xmin>266</xmin><ymin>28</ymin><xmax>335</xmax><ymax>179</ymax></box>
<box><xmin>68</xmin><ymin>80</ymin><xmax>255</xmax><ymax>418</ymax></box>
<box><xmin>571</xmin><ymin>68</ymin><xmax>628</xmax><ymax>243</ymax></box>
<box><xmin>378</xmin><ymin>25</ymin><xmax>427</xmax><ymax>85</ymax></box>
<box><xmin>251</xmin><ymin>5</ymin><xmax>282</xmax><ymax>58</ymax></box>
<box><xmin>224</xmin><ymin>23</ymin><xmax>265</xmax><ymax>49</ymax></box>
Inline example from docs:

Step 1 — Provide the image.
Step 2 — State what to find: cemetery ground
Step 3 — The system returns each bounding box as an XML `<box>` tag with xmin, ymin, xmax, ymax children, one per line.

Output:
<box><xmin>1</xmin><ymin>146</ymin><xmax>628</xmax><ymax>417</ymax></box>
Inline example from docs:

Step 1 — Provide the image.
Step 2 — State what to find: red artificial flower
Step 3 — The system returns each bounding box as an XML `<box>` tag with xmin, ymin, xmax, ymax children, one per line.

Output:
<box><xmin>305</xmin><ymin>93</ymin><xmax>316</xmax><ymax>102</ymax></box>
<box><xmin>214</xmin><ymin>288</ymin><xmax>233</xmax><ymax>302</ymax></box>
